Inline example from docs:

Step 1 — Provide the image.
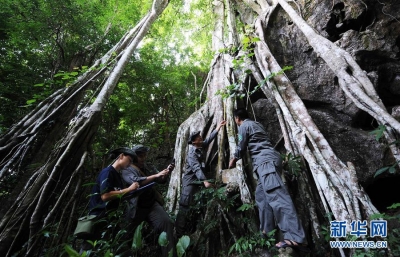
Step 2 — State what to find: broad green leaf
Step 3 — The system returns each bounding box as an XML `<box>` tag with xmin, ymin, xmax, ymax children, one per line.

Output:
<box><xmin>176</xmin><ymin>235</ymin><xmax>190</xmax><ymax>257</ymax></box>
<box><xmin>104</xmin><ymin>249</ymin><xmax>111</xmax><ymax>257</ymax></box>
<box><xmin>158</xmin><ymin>231</ymin><xmax>168</xmax><ymax>247</ymax></box>
<box><xmin>54</xmin><ymin>72</ymin><xmax>66</xmax><ymax>78</ymax></box>
<box><xmin>64</xmin><ymin>244</ymin><xmax>80</xmax><ymax>257</ymax></box>
<box><xmin>26</xmin><ymin>99</ymin><xmax>37</xmax><ymax>105</ymax></box>
<box><xmin>242</xmin><ymin>37</ymin><xmax>250</xmax><ymax>44</ymax></box>
<box><xmin>131</xmin><ymin>222</ymin><xmax>144</xmax><ymax>250</ymax></box>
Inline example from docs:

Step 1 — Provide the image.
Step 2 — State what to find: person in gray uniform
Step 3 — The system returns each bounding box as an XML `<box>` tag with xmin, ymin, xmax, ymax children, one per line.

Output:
<box><xmin>121</xmin><ymin>145</ymin><xmax>176</xmax><ymax>257</ymax></box>
<box><xmin>175</xmin><ymin>120</ymin><xmax>226</xmax><ymax>238</ymax></box>
<box><xmin>228</xmin><ymin>108</ymin><xmax>308</xmax><ymax>252</ymax></box>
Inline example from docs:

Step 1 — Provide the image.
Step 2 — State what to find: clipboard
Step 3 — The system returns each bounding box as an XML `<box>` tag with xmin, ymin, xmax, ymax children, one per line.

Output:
<box><xmin>122</xmin><ymin>182</ymin><xmax>156</xmax><ymax>200</ymax></box>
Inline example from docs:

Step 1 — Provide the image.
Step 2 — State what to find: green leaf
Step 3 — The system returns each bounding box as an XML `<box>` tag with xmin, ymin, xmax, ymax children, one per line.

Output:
<box><xmin>54</xmin><ymin>72</ymin><xmax>65</xmax><ymax>78</ymax></box>
<box><xmin>242</xmin><ymin>37</ymin><xmax>250</xmax><ymax>44</ymax></box>
<box><xmin>282</xmin><ymin>65</ymin><xmax>293</xmax><ymax>71</ymax></box>
<box><xmin>131</xmin><ymin>222</ymin><xmax>144</xmax><ymax>250</ymax></box>
<box><xmin>158</xmin><ymin>231</ymin><xmax>168</xmax><ymax>247</ymax></box>
<box><xmin>267</xmin><ymin>229</ymin><xmax>276</xmax><ymax>237</ymax></box>
<box><xmin>228</xmin><ymin>244</ymin><xmax>236</xmax><ymax>255</ymax></box>
<box><xmin>26</xmin><ymin>99</ymin><xmax>37</xmax><ymax>105</ymax></box>
<box><xmin>369</xmin><ymin>125</ymin><xmax>386</xmax><ymax>141</ymax></box>
<box><xmin>64</xmin><ymin>244</ymin><xmax>80</xmax><ymax>257</ymax></box>
<box><xmin>82</xmin><ymin>182</ymin><xmax>97</xmax><ymax>187</ymax></box>
<box><xmin>387</xmin><ymin>203</ymin><xmax>400</xmax><ymax>209</ymax></box>
<box><xmin>176</xmin><ymin>235</ymin><xmax>190</xmax><ymax>257</ymax></box>
<box><xmin>104</xmin><ymin>249</ymin><xmax>111</xmax><ymax>257</ymax></box>
<box><xmin>374</xmin><ymin>166</ymin><xmax>389</xmax><ymax>178</ymax></box>
<box><xmin>369</xmin><ymin>212</ymin><xmax>386</xmax><ymax>220</ymax></box>
<box><xmin>237</xmin><ymin>203</ymin><xmax>252</xmax><ymax>212</ymax></box>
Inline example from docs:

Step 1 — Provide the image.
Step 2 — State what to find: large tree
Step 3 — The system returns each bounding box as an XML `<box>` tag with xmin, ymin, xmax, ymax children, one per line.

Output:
<box><xmin>0</xmin><ymin>0</ymin><xmax>399</xmax><ymax>256</ymax></box>
<box><xmin>166</xmin><ymin>0</ymin><xmax>400</xmax><ymax>256</ymax></box>
<box><xmin>0</xmin><ymin>0</ymin><xmax>169</xmax><ymax>255</ymax></box>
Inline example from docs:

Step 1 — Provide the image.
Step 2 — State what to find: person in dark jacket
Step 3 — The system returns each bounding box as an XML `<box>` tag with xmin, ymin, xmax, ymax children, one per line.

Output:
<box><xmin>121</xmin><ymin>145</ymin><xmax>176</xmax><ymax>257</ymax></box>
<box><xmin>229</xmin><ymin>108</ymin><xmax>308</xmax><ymax>252</ymax></box>
<box><xmin>81</xmin><ymin>147</ymin><xmax>140</xmax><ymax>252</ymax></box>
<box><xmin>88</xmin><ymin>148</ymin><xmax>139</xmax><ymax>216</ymax></box>
<box><xmin>175</xmin><ymin>120</ymin><xmax>226</xmax><ymax>238</ymax></box>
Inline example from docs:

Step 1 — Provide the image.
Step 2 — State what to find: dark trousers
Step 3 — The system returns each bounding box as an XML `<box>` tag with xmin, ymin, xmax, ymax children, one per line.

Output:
<box><xmin>127</xmin><ymin>201</ymin><xmax>176</xmax><ymax>257</ymax></box>
<box><xmin>175</xmin><ymin>184</ymin><xmax>200</xmax><ymax>238</ymax></box>
<box><xmin>255</xmin><ymin>161</ymin><xmax>306</xmax><ymax>243</ymax></box>
<box><xmin>175</xmin><ymin>205</ymin><xmax>190</xmax><ymax>239</ymax></box>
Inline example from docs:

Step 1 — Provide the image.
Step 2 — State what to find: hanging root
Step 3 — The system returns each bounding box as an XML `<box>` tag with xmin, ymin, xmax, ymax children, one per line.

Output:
<box><xmin>249</xmin><ymin>10</ymin><xmax>378</xmax><ymax>228</ymax></box>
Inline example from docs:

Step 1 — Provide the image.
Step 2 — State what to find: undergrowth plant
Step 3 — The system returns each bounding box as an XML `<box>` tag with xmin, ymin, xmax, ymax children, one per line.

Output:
<box><xmin>370</xmin><ymin>125</ymin><xmax>400</xmax><ymax>177</ymax></box>
<box><xmin>368</xmin><ymin>203</ymin><xmax>400</xmax><ymax>256</ymax></box>
<box><xmin>228</xmin><ymin>229</ymin><xmax>276</xmax><ymax>257</ymax></box>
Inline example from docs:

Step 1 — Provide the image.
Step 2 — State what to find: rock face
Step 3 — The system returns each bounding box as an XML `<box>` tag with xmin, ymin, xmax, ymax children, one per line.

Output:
<box><xmin>252</xmin><ymin>0</ymin><xmax>399</xmax><ymax>204</ymax></box>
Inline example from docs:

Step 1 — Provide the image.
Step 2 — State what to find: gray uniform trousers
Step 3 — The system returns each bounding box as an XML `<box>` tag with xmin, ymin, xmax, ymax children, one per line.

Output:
<box><xmin>255</xmin><ymin>161</ymin><xmax>306</xmax><ymax>243</ymax></box>
<box><xmin>175</xmin><ymin>184</ymin><xmax>200</xmax><ymax>238</ymax></box>
<box><xmin>126</xmin><ymin>201</ymin><xmax>176</xmax><ymax>257</ymax></box>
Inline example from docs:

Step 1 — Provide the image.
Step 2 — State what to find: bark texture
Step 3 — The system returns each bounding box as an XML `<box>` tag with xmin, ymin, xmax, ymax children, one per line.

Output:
<box><xmin>0</xmin><ymin>0</ymin><xmax>399</xmax><ymax>256</ymax></box>
<box><xmin>0</xmin><ymin>0</ymin><xmax>169</xmax><ymax>256</ymax></box>
<box><xmin>166</xmin><ymin>0</ymin><xmax>399</xmax><ymax>256</ymax></box>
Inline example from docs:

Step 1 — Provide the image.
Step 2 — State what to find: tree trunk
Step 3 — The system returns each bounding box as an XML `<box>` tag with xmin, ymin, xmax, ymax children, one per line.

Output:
<box><xmin>167</xmin><ymin>0</ymin><xmax>398</xmax><ymax>256</ymax></box>
<box><xmin>0</xmin><ymin>0</ymin><xmax>169</xmax><ymax>255</ymax></box>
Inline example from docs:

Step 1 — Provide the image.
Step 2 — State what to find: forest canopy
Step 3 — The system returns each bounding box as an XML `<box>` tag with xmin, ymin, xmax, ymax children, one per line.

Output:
<box><xmin>0</xmin><ymin>0</ymin><xmax>212</xmax><ymax>138</ymax></box>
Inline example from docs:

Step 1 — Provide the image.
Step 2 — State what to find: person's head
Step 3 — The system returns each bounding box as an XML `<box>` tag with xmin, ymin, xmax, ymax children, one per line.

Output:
<box><xmin>233</xmin><ymin>108</ymin><xmax>249</xmax><ymax>125</ymax></box>
<box><xmin>132</xmin><ymin>144</ymin><xmax>150</xmax><ymax>167</ymax></box>
<box><xmin>108</xmin><ymin>147</ymin><xmax>136</xmax><ymax>170</ymax></box>
<box><xmin>188</xmin><ymin>131</ymin><xmax>203</xmax><ymax>148</ymax></box>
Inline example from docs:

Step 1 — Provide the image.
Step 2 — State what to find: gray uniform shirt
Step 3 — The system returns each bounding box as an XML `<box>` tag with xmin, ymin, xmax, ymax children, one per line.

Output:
<box><xmin>121</xmin><ymin>164</ymin><xmax>165</xmax><ymax>219</ymax></box>
<box><xmin>234</xmin><ymin>119</ymin><xmax>281</xmax><ymax>171</ymax></box>
<box><xmin>182</xmin><ymin>130</ymin><xmax>218</xmax><ymax>187</ymax></box>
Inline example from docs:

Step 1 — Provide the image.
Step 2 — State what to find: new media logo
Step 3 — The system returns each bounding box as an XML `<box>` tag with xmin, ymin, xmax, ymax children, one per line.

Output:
<box><xmin>329</xmin><ymin>220</ymin><xmax>388</xmax><ymax>249</ymax></box>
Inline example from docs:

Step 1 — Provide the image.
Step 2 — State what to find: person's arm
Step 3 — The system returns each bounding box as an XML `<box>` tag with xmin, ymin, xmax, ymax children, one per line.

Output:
<box><xmin>122</xmin><ymin>165</ymin><xmax>168</xmax><ymax>186</ymax></box>
<box><xmin>202</xmin><ymin>120</ymin><xmax>226</xmax><ymax>147</ymax></box>
<box><xmin>157</xmin><ymin>163</ymin><xmax>175</xmax><ymax>182</ymax></box>
<box><xmin>101</xmin><ymin>182</ymin><xmax>139</xmax><ymax>201</ymax></box>
<box><xmin>229</xmin><ymin>123</ymin><xmax>249</xmax><ymax>168</ymax></box>
<box><xmin>141</xmin><ymin>168</ymin><xmax>169</xmax><ymax>185</ymax></box>
<box><xmin>98</xmin><ymin>168</ymin><xmax>140</xmax><ymax>202</ymax></box>
<box><xmin>216</xmin><ymin>120</ymin><xmax>226</xmax><ymax>131</ymax></box>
